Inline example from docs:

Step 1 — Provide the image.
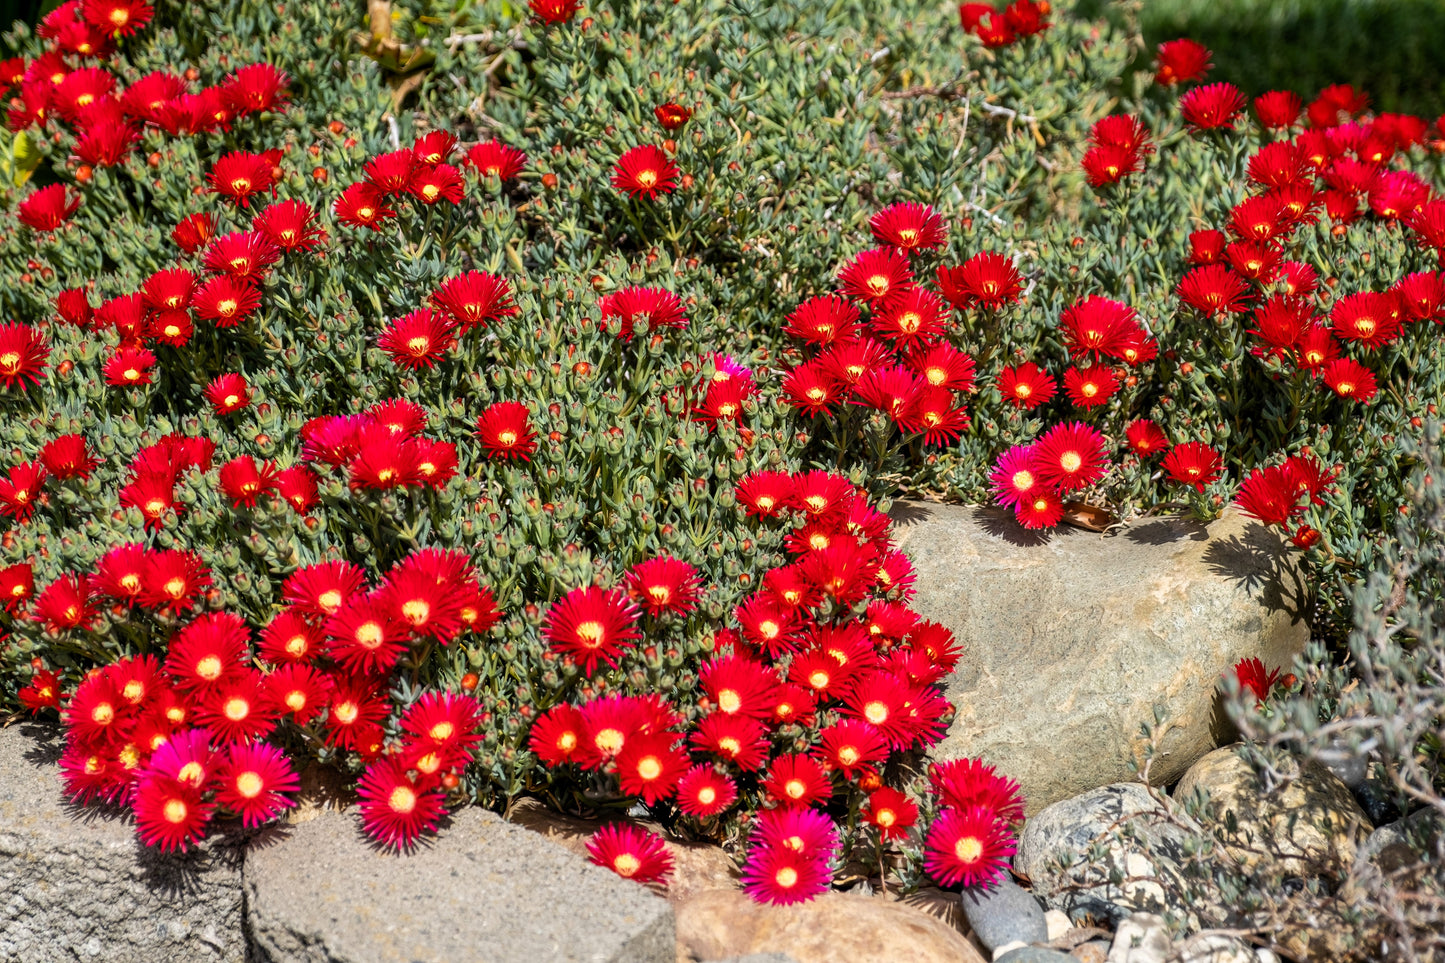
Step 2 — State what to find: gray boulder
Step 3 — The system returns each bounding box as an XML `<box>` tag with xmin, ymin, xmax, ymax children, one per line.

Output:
<box><xmin>1014</xmin><ymin>783</ymin><xmax>1201</xmax><ymax>928</ymax></box>
<box><xmin>244</xmin><ymin>804</ymin><xmax>675</xmax><ymax>963</ymax></box>
<box><xmin>0</xmin><ymin>722</ymin><xmax>244</xmax><ymax>963</ymax></box>
<box><xmin>891</xmin><ymin>503</ymin><xmax>1309</xmax><ymax>813</ymax></box>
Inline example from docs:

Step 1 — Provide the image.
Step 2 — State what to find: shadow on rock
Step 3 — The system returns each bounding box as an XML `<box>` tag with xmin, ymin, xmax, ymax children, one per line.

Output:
<box><xmin>970</xmin><ymin>505</ymin><xmax>1056</xmax><ymax>547</ymax></box>
<box><xmin>1123</xmin><ymin>517</ymin><xmax>1209</xmax><ymax>546</ymax></box>
<box><xmin>1202</xmin><ymin>521</ymin><xmax>1310</xmax><ymax>622</ymax></box>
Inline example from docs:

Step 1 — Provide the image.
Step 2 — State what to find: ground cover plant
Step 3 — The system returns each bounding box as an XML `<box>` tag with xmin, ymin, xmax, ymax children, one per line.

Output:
<box><xmin>0</xmin><ymin>0</ymin><xmax>1442</xmax><ymax>953</ymax></box>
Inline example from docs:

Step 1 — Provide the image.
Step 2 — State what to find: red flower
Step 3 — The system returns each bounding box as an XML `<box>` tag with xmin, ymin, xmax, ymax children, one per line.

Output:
<box><xmin>202</xmin><ymin>230</ymin><xmax>280</xmax><ymax>282</ymax></box>
<box><xmin>1161</xmin><ymin>442</ymin><xmax>1224</xmax><ymax>492</ymax></box>
<box><xmin>263</xmin><ymin>663</ymin><xmax>328</xmax><ymax>723</ymax></box>
<box><xmin>997</xmin><ymin>361</ymin><xmax>1056</xmax><ymax>409</ymax></box>
<box><xmin>163</xmin><ymin>613</ymin><xmax>250</xmax><ymax>692</ymax></box>
<box><xmin>334</xmin><ymin>182</ymin><xmax>395</xmax><ymax>231</ymax></box>
<box><xmin>1393</xmin><ymin>271</ymin><xmax>1445</xmax><ymax>323</ymax></box>
<box><xmin>0</xmin><ymin>323</ymin><xmax>50</xmax><ymax>390</ymax></box>
<box><xmin>356</xmin><ymin>756</ymin><xmax>447</xmax><ymax>850</ymax></box>
<box><xmin>989</xmin><ymin>444</ymin><xmax>1043</xmax><ymax>511</ymax></box>
<box><xmin>616</xmin><ymin>731</ymin><xmax>688</xmax><ymax>805</ymax></box>
<box><xmin>1331</xmin><ymin>292</ymin><xmax>1402</xmax><ymax>350</ymax></box>
<box><xmin>688</xmin><ymin>713</ymin><xmax>771</xmax><ymax>771</ymax></box>
<box><xmin>1081</xmin><ymin>143</ymin><xmax>1143</xmax><ymax>187</ymax></box>
<box><xmin>364</xmin><ymin>149</ymin><xmax>418</xmax><ymax>195</ymax></box>
<box><xmin>1125</xmin><ymin>419</ymin><xmax>1169</xmax><ymax>456</ymax></box>
<box><xmin>783</xmin><ymin>295</ymin><xmax>859</xmax><ymax>347</ymax></box>
<box><xmin>850</xmin><ymin>364</ymin><xmax>922</xmax><ymax>420</ymax></box>
<box><xmin>378</xmin><ymin>308</ymin><xmax>456</xmax><ymax>369</ymax></box>
<box><xmin>930</xmin><ymin>758</ymin><xmax>1026</xmax><ymax>822</ymax></box>
<box><xmin>814</xmin><ymin>720</ymin><xmax>889</xmax><ymax>779</ymax></box>
<box><xmin>193</xmin><ymin>671</ymin><xmax>275</xmax><ymax>744</ymax></box>
<box><xmin>899</xmin><ymin>386</ymin><xmax>971</xmax><ymax>447</ymax></box>
<box><xmin>18</xmin><ymin>667</ymin><xmax>62</xmax><ymax>714</ymax></box>
<box><xmin>576</xmin><ymin>694</ymin><xmax>677</xmax><ymax>769</ymax></box>
<box><xmin>741</xmin><ymin>836</ymin><xmax>830</xmax><ymax>906</ymax></box>
<box><xmin>1060</xmin><ymin>296</ymin><xmax>1136</xmax><ymax>360</ymax></box>
<box><xmin>762</xmin><ymin>753</ymin><xmax>833</xmax><ymax>808</ymax></box>
<box><xmin>1017</xmin><ymin>492</ymin><xmax>1061</xmax><ymax>529</ymax></box>
<box><xmin>221</xmin><ymin>63</ymin><xmax>289</xmax><ymax>115</ymax></box>
<box><xmin>936</xmin><ymin>251</ymin><xmax>1022</xmax><ymax>310</ymax></box>
<box><xmin>207</xmin><ymin>151</ymin><xmax>275</xmax><ymax>207</ymax></box>
<box><xmin>599</xmin><ymin>286</ymin><xmax>689</xmax><ymax>341</ymax></box>
<box><xmin>410</xmin><ymin>163</ymin><xmax>465</xmax><ymax>205</ymax></box>
<box><xmin>1254</xmin><ymin>90</ymin><xmax>1302</xmax><ymax>130</ymax></box>
<box><xmin>0</xmin><ymin>462</ymin><xmax>45</xmax><ymax>520</ymax></box>
<box><xmin>586</xmin><ymin>824</ymin><xmax>674</xmax><ymax>884</ymax></box>
<box><xmin>214</xmin><ymin>741</ymin><xmax>298</xmax><ymax>827</ymax></box>
<box><xmin>323</xmin><ymin>675</ymin><xmax>389</xmax><ymax>754</ymax></box>
<box><xmin>348</xmin><ymin>425</ymin><xmax>422</xmax><ymax>490</ymax></box>
<box><xmin>257</xmin><ymin>611</ymin><xmax>322</xmax><ymax>664</ymax></box>
<box><xmin>137</xmin><ymin>549</ymin><xmax>210</xmax><ymax>613</ymax></box>
<box><xmin>653</xmin><ymin>102</ymin><xmax>691</xmax><ymax>130</ymax></box>
<box><xmin>529</xmin><ymin>703</ymin><xmax>586</xmax><ymax>767</ymax></box>
<box><xmin>1322</xmin><ymin>358</ymin><xmax>1377</xmax><ymax>401</ymax></box>
<box><xmin>118</xmin><ymin>472</ymin><xmax>175</xmax><ymax>528</ymax></box>
<box><xmin>1180</xmin><ymin>82</ymin><xmax>1246</xmax><ymax>131</ymax></box>
<box><xmin>529</xmin><ymin>0</ymin><xmax>582</xmax><ymax>24</ymax></box>
<box><xmin>837</xmin><ymin>247</ymin><xmax>913</xmax><ymax>304</ymax></box>
<box><xmin>282</xmin><ymin>560</ymin><xmax>367</xmax><ymax>618</ymax></box>
<box><xmin>218</xmin><ymin>455</ymin><xmax>278</xmax><ymax>508</ymax></box>
<box><xmin>698</xmin><ymin>654</ymin><xmax>779</xmax><ymax>718</ymax></box>
<box><xmin>75</xmin><ymin>120</ymin><xmax>136</xmax><ymax>166</ymax></box>
<box><xmin>544</xmin><ymin>586</ymin><xmax>641</xmax><ymax>675</ymax></box>
<box><xmin>325</xmin><ymin>594</ymin><xmax>409</xmax><ymax>674</ymax></box>
<box><xmin>18</xmin><ymin>183</ymin><xmax>80</xmax><ymax>231</ymax></box>
<box><xmin>1231</xmin><ymin>656</ymin><xmax>1282</xmax><ymax>704</ymax></box>
<box><xmin>431</xmin><ymin>270</ymin><xmax>517</xmax><ymax>330</ymax></box>
<box><xmin>1187</xmin><ymin>229</ymin><xmax>1226</xmax><ymax>265</ymax></box>
<box><xmin>475</xmin><ymin>401</ymin><xmax>537</xmax><ymax>461</ymax></box>
<box><xmin>190</xmin><ymin>273</ymin><xmax>264</xmax><ymax>326</ymax></box>
<box><xmin>412</xmin><ymin>130</ymin><xmax>457</xmax><ymax>166</ymax></box>
<box><xmin>909</xmin><ymin>342</ymin><xmax>977</xmax><ymax>392</ymax></box>
<box><xmin>381</xmin><ymin>564</ymin><xmax>466</xmax><ymax>643</ymax></box>
<box><xmin>1063</xmin><ymin>365</ymin><xmax>1119</xmax><ymax>409</ymax></box>
<box><xmin>1248</xmin><ymin>295</ymin><xmax>1314</xmax><ymax>357</ymax></box>
<box><xmin>863</xmin><ymin>786</ymin><xmax>919</xmax><ymax>842</ymax></box>
<box><xmin>1234</xmin><ymin>464</ymin><xmax>1300</xmax><ymax>526</ymax></box>
<box><xmin>0</xmin><ymin>562</ymin><xmax>34</xmax><ymax>612</ymax></box>
<box><xmin>204</xmin><ymin>373</ymin><xmax>251</xmax><ymax>416</ymax></box>
<box><xmin>925</xmin><ymin>805</ymin><xmax>1015</xmax><ymax>889</ymax></box>
<box><xmin>1308</xmin><ymin>83</ymin><xmax>1369</xmax><ymax>128</ymax></box>
<box><xmin>465</xmin><ymin>139</ymin><xmax>528</xmax><ymax>179</ymax></box>
<box><xmin>132</xmin><ymin>774</ymin><xmax>210</xmax><ymax>853</ymax></box>
<box><xmin>81</xmin><ymin>0</ymin><xmax>153</xmax><ymax>37</ymax></box>
<box><xmin>734</xmin><ymin>471</ymin><xmax>795</xmax><ymax>517</ymax></box>
<box><xmin>676</xmin><ymin>765</ymin><xmax>737</xmax><ymax>817</ymax></box>
<box><xmin>612</xmin><ymin>145</ymin><xmax>679</xmax><ymax>200</ymax></box>
<box><xmin>625</xmin><ymin>556</ymin><xmax>701</xmax><ymax>617</ymax></box>
<box><xmin>1177</xmin><ymin>264</ymin><xmax>1251</xmax><ymax>316</ymax></box>
<box><xmin>1033</xmin><ymin>421</ymin><xmax>1108</xmax><ymax>491</ymax></box>
<box><xmin>1153</xmin><ymin>38</ymin><xmax>1211</xmax><ymax>86</ymax></box>
<box><xmin>273</xmin><ymin>465</ymin><xmax>319</xmax><ymax>514</ymax></box>
<box><xmin>869</xmin><ymin>201</ymin><xmax>948</xmax><ymax>251</ymax></box>
<box><xmin>252</xmin><ymin>199</ymin><xmax>326</xmax><ymax>252</ymax></box>
<box><xmin>172</xmin><ymin>212</ymin><xmax>215</xmax><ymax>254</ymax></box>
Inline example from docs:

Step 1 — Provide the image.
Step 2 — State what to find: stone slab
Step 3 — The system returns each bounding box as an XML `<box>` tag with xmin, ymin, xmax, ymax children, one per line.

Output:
<box><xmin>244</xmin><ymin>802</ymin><xmax>675</xmax><ymax>963</ymax></box>
<box><xmin>891</xmin><ymin>503</ymin><xmax>1310</xmax><ymax>812</ymax></box>
<box><xmin>0</xmin><ymin>722</ymin><xmax>244</xmax><ymax>963</ymax></box>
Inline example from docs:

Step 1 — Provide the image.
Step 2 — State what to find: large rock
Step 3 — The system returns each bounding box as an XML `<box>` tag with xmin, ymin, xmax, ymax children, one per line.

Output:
<box><xmin>892</xmin><ymin>503</ymin><xmax>1310</xmax><ymax>813</ymax></box>
<box><xmin>0</xmin><ymin>722</ymin><xmax>244</xmax><ymax>963</ymax></box>
<box><xmin>1175</xmin><ymin>745</ymin><xmax>1373</xmax><ymax>876</ymax></box>
<box><xmin>244</xmin><ymin>804</ymin><xmax>674</xmax><ymax>963</ymax></box>
<box><xmin>1015</xmin><ymin>783</ymin><xmax>1202</xmax><ymax>929</ymax></box>
<box><xmin>676</xmin><ymin>888</ymin><xmax>986</xmax><ymax>963</ymax></box>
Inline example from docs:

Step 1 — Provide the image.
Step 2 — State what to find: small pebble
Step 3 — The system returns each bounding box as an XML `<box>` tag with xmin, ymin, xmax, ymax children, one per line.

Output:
<box><xmin>1072</xmin><ymin>940</ymin><xmax>1110</xmax><ymax>963</ymax></box>
<box><xmin>1044</xmin><ymin>909</ymin><xmax>1071</xmax><ymax>941</ymax></box>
